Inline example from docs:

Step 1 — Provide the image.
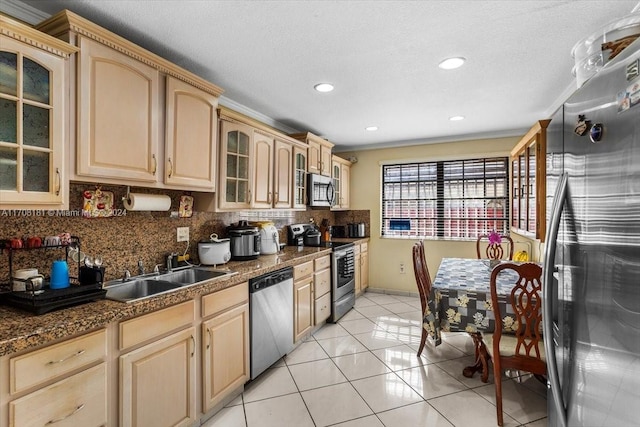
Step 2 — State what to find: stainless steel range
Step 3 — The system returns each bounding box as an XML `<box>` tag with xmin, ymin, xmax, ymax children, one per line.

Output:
<box><xmin>287</xmin><ymin>224</ymin><xmax>356</xmax><ymax>322</ymax></box>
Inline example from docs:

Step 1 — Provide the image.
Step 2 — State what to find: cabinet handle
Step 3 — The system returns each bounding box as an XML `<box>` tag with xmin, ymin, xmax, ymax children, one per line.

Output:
<box><xmin>274</xmin><ymin>192</ymin><xmax>279</xmax><ymax>204</ymax></box>
<box><xmin>268</xmin><ymin>191</ymin><xmax>272</xmax><ymax>204</ymax></box>
<box><xmin>46</xmin><ymin>349</ymin><xmax>85</xmax><ymax>365</ymax></box>
<box><xmin>191</xmin><ymin>335</ymin><xmax>195</xmax><ymax>357</ymax></box>
<box><xmin>46</xmin><ymin>403</ymin><xmax>85</xmax><ymax>425</ymax></box>
<box><xmin>54</xmin><ymin>168</ymin><xmax>61</xmax><ymax>196</ymax></box>
<box><xmin>152</xmin><ymin>154</ymin><xmax>157</xmax><ymax>176</ymax></box>
<box><xmin>207</xmin><ymin>328</ymin><xmax>212</xmax><ymax>350</ymax></box>
<box><xmin>168</xmin><ymin>158</ymin><xmax>173</xmax><ymax>178</ymax></box>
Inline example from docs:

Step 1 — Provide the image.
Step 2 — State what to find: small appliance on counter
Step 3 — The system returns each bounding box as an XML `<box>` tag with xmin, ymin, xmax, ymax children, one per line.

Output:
<box><xmin>250</xmin><ymin>221</ymin><xmax>280</xmax><ymax>255</ymax></box>
<box><xmin>227</xmin><ymin>220</ymin><xmax>261</xmax><ymax>260</ymax></box>
<box><xmin>347</xmin><ymin>223</ymin><xmax>366</xmax><ymax>238</ymax></box>
<box><xmin>287</xmin><ymin>224</ymin><xmax>306</xmax><ymax>246</ymax></box>
<box><xmin>198</xmin><ymin>233</ymin><xmax>231</xmax><ymax>265</ymax></box>
<box><xmin>304</xmin><ymin>225</ymin><xmax>322</xmax><ymax>246</ymax></box>
<box><xmin>287</xmin><ymin>223</ymin><xmax>334</xmax><ymax>247</ymax></box>
<box><xmin>331</xmin><ymin>225</ymin><xmax>347</xmax><ymax>238</ymax></box>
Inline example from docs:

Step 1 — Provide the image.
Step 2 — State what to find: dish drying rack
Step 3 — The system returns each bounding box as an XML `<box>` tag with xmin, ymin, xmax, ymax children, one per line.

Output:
<box><xmin>1</xmin><ymin>236</ymin><xmax>106</xmax><ymax>314</ymax></box>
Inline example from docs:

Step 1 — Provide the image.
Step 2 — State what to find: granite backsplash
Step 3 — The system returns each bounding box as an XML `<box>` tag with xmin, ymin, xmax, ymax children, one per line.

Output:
<box><xmin>1</xmin><ymin>183</ymin><xmax>369</xmax><ymax>284</ymax></box>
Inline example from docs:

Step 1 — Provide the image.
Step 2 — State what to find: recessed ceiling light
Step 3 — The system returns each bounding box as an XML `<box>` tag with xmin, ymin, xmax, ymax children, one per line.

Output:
<box><xmin>449</xmin><ymin>115</ymin><xmax>465</xmax><ymax>121</ymax></box>
<box><xmin>365</xmin><ymin>126</ymin><xmax>378</xmax><ymax>131</ymax></box>
<box><xmin>438</xmin><ymin>57</ymin><xmax>466</xmax><ymax>70</ymax></box>
<box><xmin>314</xmin><ymin>83</ymin><xmax>334</xmax><ymax>92</ymax></box>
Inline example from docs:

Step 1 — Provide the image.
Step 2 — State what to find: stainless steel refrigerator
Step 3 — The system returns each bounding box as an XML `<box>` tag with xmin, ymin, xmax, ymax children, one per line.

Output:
<box><xmin>544</xmin><ymin>39</ymin><xmax>640</xmax><ymax>426</ymax></box>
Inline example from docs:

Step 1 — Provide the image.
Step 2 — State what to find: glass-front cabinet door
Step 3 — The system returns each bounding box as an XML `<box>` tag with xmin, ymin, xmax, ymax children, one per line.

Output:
<box><xmin>293</xmin><ymin>146</ymin><xmax>307</xmax><ymax>209</ymax></box>
<box><xmin>219</xmin><ymin>120</ymin><xmax>252</xmax><ymax>209</ymax></box>
<box><xmin>510</xmin><ymin>119</ymin><xmax>549</xmax><ymax>240</ymax></box>
<box><xmin>0</xmin><ymin>20</ymin><xmax>75</xmax><ymax>209</ymax></box>
<box><xmin>332</xmin><ymin>162</ymin><xmax>341</xmax><ymax>209</ymax></box>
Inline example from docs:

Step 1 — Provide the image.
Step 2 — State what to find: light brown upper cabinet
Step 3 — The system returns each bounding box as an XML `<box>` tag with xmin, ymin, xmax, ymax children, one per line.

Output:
<box><xmin>0</xmin><ymin>16</ymin><xmax>77</xmax><ymax>210</ymax></box>
<box><xmin>165</xmin><ymin>76</ymin><xmax>218</xmax><ymax>190</ymax></box>
<box><xmin>252</xmin><ymin>130</ymin><xmax>274</xmax><ymax>209</ymax></box>
<box><xmin>252</xmin><ymin>133</ymin><xmax>297</xmax><ymax>209</ymax></box>
<box><xmin>290</xmin><ymin>132</ymin><xmax>334</xmax><ymax>177</ymax></box>
<box><xmin>219</xmin><ymin>119</ymin><xmax>253</xmax><ymax>210</ymax></box>
<box><xmin>36</xmin><ymin>10</ymin><xmax>223</xmax><ymax>189</ymax></box>
<box><xmin>510</xmin><ymin>120</ymin><xmax>550</xmax><ymax>241</ymax></box>
<box><xmin>273</xmin><ymin>138</ymin><xmax>294</xmax><ymax>208</ymax></box>
<box><xmin>293</xmin><ymin>145</ymin><xmax>308</xmax><ymax>209</ymax></box>
<box><xmin>75</xmin><ymin>36</ymin><xmax>162</xmax><ymax>183</ymax></box>
<box><xmin>331</xmin><ymin>155</ymin><xmax>351</xmax><ymax>210</ymax></box>
<box><xmin>213</xmin><ymin>107</ymin><xmax>305</xmax><ymax>211</ymax></box>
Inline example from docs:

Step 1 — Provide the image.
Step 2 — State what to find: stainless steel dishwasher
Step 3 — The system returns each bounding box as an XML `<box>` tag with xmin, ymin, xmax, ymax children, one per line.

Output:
<box><xmin>249</xmin><ymin>267</ymin><xmax>294</xmax><ymax>379</ymax></box>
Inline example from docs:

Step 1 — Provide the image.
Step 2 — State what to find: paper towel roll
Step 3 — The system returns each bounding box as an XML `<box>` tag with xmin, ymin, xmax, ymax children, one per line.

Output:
<box><xmin>123</xmin><ymin>193</ymin><xmax>171</xmax><ymax>211</ymax></box>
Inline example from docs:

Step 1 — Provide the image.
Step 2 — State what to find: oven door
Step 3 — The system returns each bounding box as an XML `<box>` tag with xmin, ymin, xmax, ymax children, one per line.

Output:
<box><xmin>307</xmin><ymin>173</ymin><xmax>335</xmax><ymax>207</ymax></box>
<box><xmin>332</xmin><ymin>245</ymin><xmax>355</xmax><ymax>300</ymax></box>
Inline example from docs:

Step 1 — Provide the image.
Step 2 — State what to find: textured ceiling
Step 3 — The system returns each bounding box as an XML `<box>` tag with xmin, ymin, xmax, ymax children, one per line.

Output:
<box><xmin>12</xmin><ymin>0</ymin><xmax>640</xmax><ymax>150</ymax></box>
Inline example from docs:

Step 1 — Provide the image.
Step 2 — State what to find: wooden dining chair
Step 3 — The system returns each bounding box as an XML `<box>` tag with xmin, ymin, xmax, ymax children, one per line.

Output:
<box><xmin>412</xmin><ymin>240</ymin><xmax>433</xmax><ymax>356</ymax></box>
<box><xmin>484</xmin><ymin>262</ymin><xmax>546</xmax><ymax>426</ymax></box>
<box><xmin>476</xmin><ymin>234</ymin><xmax>514</xmax><ymax>260</ymax></box>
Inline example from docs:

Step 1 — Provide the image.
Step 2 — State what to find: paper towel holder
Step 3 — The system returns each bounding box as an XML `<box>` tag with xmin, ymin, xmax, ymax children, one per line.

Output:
<box><xmin>122</xmin><ymin>186</ymin><xmax>131</xmax><ymax>206</ymax></box>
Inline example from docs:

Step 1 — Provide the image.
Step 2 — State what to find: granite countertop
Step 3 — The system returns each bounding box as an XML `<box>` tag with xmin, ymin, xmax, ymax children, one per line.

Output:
<box><xmin>0</xmin><ymin>246</ymin><xmax>331</xmax><ymax>357</ymax></box>
<box><xmin>329</xmin><ymin>237</ymin><xmax>370</xmax><ymax>244</ymax></box>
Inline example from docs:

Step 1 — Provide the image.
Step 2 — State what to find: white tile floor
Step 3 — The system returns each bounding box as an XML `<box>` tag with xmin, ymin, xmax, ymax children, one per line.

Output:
<box><xmin>203</xmin><ymin>291</ymin><xmax>547</xmax><ymax>427</ymax></box>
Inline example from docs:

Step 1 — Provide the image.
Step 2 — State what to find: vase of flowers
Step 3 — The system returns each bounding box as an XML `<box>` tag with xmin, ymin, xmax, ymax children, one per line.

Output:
<box><xmin>487</xmin><ymin>230</ymin><xmax>502</xmax><ymax>267</ymax></box>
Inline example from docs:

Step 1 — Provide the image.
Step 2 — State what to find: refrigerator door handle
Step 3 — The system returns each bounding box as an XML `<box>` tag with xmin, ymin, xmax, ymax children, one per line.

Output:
<box><xmin>543</xmin><ymin>172</ymin><xmax>568</xmax><ymax>427</ymax></box>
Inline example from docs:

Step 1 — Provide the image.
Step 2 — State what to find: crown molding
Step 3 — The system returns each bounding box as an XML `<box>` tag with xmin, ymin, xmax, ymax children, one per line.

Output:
<box><xmin>218</xmin><ymin>96</ymin><xmax>300</xmax><ymax>135</ymax></box>
<box><xmin>333</xmin><ymin>128</ymin><xmax>527</xmax><ymax>153</ymax></box>
<box><xmin>0</xmin><ymin>0</ymin><xmax>49</xmax><ymax>25</ymax></box>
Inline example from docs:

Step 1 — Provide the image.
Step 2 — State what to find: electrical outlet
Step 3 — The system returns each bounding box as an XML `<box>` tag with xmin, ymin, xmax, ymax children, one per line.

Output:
<box><xmin>399</xmin><ymin>263</ymin><xmax>406</xmax><ymax>274</ymax></box>
<box><xmin>177</xmin><ymin>227</ymin><xmax>189</xmax><ymax>242</ymax></box>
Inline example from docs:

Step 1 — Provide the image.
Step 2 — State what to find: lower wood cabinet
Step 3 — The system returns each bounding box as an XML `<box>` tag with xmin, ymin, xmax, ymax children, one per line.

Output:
<box><xmin>201</xmin><ymin>283</ymin><xmax>249</xmax><ymax>412</ymax></box>
<box><xmin>9</xmin><ymin>362</ymin><xmax>107</xmax><ymax>427</ymax></box>
<box><xmin>314</xmin><ymin>255</ymin><xmax>331</xmax><ymax>325</ymax></box>
<box><xmin>315</xmin><ymin>292</ymin><xmax>331</xmax><ymax>325</ymax></box>
<box><xmin>360</xmin><ymin>242</ymin><xmax>369</xmax><ymax>291</ymax></box>
<box><xmin>293</xmin><ymin>278</ymin><xmax>314</xmax><ymax>342</ymax></box>
<box><xmin>119</xmin><ymin>327</ymin><xmax>197</xmax><ymax>427</ymax></box>
<box><xmin>354</xmin><ymin>241</ymin><xmax>369</xmax><ymax>295</ymax></box>
<box><xmin>293</xmin><ymin>261</ymin><xmax>315</xmax><ymax>342</ymax></box>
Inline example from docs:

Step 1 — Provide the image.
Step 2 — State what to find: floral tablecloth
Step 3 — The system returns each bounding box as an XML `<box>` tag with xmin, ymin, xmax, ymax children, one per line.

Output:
<box><xmin>424</xmin><ymin>257</ymin><xmax>524</xmax><ymax>346</ymax></box>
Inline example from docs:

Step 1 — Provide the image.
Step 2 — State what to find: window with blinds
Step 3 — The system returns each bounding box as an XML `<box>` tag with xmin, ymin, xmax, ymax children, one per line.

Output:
<box><xmin>382</xmin><ymin>157</ymin><xmax>509</xmax><ymax>240</ymax></box>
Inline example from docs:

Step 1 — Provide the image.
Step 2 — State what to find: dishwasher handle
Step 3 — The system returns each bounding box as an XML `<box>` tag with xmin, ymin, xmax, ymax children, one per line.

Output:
<box><xmin>249</xmin><ymin>267</ymin><xmax>293</xmax><ymax>293</ymax></box>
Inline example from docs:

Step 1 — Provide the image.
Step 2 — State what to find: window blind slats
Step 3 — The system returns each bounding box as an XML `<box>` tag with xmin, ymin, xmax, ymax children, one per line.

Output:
<box><xmin>382</xmin><ymin>157</ymin><xmax>509</xmax><ymax>240</ymax></box>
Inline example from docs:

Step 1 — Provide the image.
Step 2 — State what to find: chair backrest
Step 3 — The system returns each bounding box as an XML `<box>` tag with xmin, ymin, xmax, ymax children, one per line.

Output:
<box><xmin>490</xmin><ymin>262</ymin><xmax>545</xmax><ymax>364</ymax></box>
<box><xmin>412</xmin><ymin>241</ymin><xmax>433</xmax><ymax>314</ymax></box>
<box><xmin>476</xmin><ymin>234</ymin><xmax>514</xmax><ymax>260</ymax></box>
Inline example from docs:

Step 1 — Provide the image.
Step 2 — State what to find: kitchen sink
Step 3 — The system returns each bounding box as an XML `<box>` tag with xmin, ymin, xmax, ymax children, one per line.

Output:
<box><xmin>104</xmin><ymin>267</ymin><xmax>237</xmax><ymax>303</ymax></box>
<box><xmin>157</xmin><ymin>268</ymin><xmax>231</xmax><ymax>285</ymax></box>
<box><xmin>104</xmin><ymin>278</ymin><xmax>183</xmax><ymax>303</ymax></box>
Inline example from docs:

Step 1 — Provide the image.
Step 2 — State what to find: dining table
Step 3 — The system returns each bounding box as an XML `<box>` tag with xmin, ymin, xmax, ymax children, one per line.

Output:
<box><xmin>423</xmin><ymin>257</ymin><xmax>531</xmax><ymax>382</ymax></box>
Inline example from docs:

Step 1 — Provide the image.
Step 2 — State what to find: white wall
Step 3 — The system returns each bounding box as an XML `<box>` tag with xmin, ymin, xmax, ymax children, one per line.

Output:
<box><xmin>340</xmin><ymin>136</ymin><xmax>526</xmax><ymax>293</ymax></box>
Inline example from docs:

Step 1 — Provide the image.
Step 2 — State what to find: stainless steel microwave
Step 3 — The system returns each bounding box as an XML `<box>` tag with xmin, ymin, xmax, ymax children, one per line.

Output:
<box><xmin>307</xmin><ymin>173</ymin><xmax>335</xmax><ymax>207</ymax></box>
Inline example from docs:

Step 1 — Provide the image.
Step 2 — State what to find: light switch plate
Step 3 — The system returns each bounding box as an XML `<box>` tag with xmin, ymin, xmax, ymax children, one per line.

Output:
<box><xmin>177</xmin><ymin>227</ymin><xmax>189</xmax><ymax>242</ymax></box>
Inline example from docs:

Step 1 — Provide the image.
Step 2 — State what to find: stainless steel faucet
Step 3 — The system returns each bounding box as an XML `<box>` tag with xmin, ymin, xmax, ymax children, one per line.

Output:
<box><xmin>166</xmin><ymin>253</ymin><xmax>174</xmax><ymax>272</ymax></box>
<box><xmin>137</xmin><ymin>260</ymin><xmax>145</xmax><ymax>275</ymax></box>
<box><xmin>122</xmin><ymin>269</ymin><xmax>131</xmax><ymax>281</ymax></box>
